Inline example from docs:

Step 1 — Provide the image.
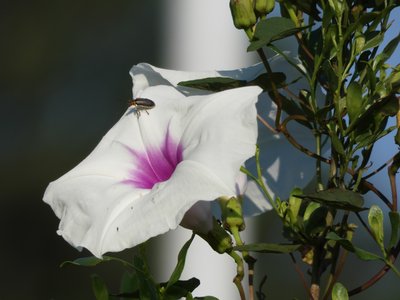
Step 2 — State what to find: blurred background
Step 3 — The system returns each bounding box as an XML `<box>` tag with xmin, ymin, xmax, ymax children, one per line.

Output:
<box><xmin>1</xmin><ymin>0</ymin><xmax>400</xmax><ymax>299</ymax></box>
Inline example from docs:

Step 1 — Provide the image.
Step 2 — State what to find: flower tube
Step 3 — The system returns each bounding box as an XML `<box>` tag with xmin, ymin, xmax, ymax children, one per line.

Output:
<box><xmin>44</xmin><ymin>84</ymin><xmax>261</xmax><ymax>258</ymax></box>
<box><xmin>130</xmin><ymin>55</ymin><xmax>319</xmax><ymax>215</ymax></box>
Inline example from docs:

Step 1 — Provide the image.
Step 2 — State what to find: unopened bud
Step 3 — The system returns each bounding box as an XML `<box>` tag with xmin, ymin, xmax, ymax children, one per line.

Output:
<box><xmin>254</xmin><ymin>0</ymin><xmax>275</xmax><ymax>16</ymax></box>
<box><xmin>354</xmin><ymin>33</ymin><xmax>365</xmax><ymax>55</ymax></box>
<box><xmin>220</xmin><ymin>196</ymin><xmax>245</xmax><ymax>231</ymax></box>
<box><xmin>230</xmin><ymin>0</ymin><xmax>257</xmax><ymax>29</ymax></box>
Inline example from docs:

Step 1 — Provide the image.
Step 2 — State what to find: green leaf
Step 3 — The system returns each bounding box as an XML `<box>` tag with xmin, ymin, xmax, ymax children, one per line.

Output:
<box><xmin>166</xmin><ymin>234</ymin><xmax>195</xmax><ymax>291</ymax></box>
<box><xmin>346</xmin><ymin>81</ymin><xmax>363</xmax><ymax>123</ymax></box>
<box><xmin>372</xmin><ymin>33</ymin><xmax>400</xmax><ymax>71</ymax></box>
<box><xmin>248</xmin><ymin>72</ymin><xmax>287</xmax><ymax>91</ymax></box>
<box><xmin>389</xmin><ymin>211</ymin><xmax>400</xmax><ymax>249</ymax></box>
<box><xmin>234</xmin><ymin>243</ymin><xmax>301</xmax><ymax>253</ymax></box>
<box><xmin>303</xmin><ymin>201</ymin><xmax>320</xmax><ymax>222</ymax></box>
<box><xmin>178</xmin><ymin>77</ymin><xmax>246</xmax><ymax>92</ymax></box>
<box><xmin>297</xmin><ymin>189</ymin><xmax>365</xmax><ymax>211</ymax></box>
<box><xmin>61</xmin><ymin>256</ymin><xmax>104</xmax><ymax>268</ymax></box>
<box><xmin>288</xmin><ymin>187</ymin><xmax>303</xmax><ymax>224</ymax></box>
<box><xmin>305</xmin><ymin>206</ymin><xmax>329</xmax><ymax>236</ymax></box>
<box><xmin>362</xmin><ymin>31</ymin><xmax>384</xmax><ymax>51</ymax></box>
<box><xmin>347</xmin><ymin>94</ymin><xmax>399</xmax><ymax>136</ymax></box>
<box><xmin>119</xmin><ymin>271</ymin><xmax>139</xmax><ymax>296</ymax></box>
<box><xmin>248</xmin><ymin>17</ymin><xmax>304</xmax><ymax>51</ymax></box>
<box><xmin>285</xmin><ymin>0</ymin><xmax>321</xmax><ymax>20</ymax></box>
<box><xmin>326</xmin><ymin>232</ymin><xmax>382</xmax><ymax>261</ymax></box>
<box><xmin>275</xmin><ymin>92</ymin><xmax>312</xmax><ymax>128</ymax></box>
<box><xmin>60</xmin><ymin>255</ymin><xmax>135</xmax><ymax>270</ymax></box>
<box><xmin>133</xmin><ymin>256</ymin><xmax>159</xmax><ymax>300</ymax></box>
<box><xmin>91</xmin><ymin>274</ymin><xmax>109</xmax><ymax>300</ymax></box>
<box><xmin>330</xmin><ymin>133</ymin><xmax>346</xmax><ymax>157</ymax></box>
<box><xmin>162</xmin><ymin>278</ymin><xmax>200</xmax><ymax>300</ymax></box>
<box><xmin>332</xmin><ymin>282</ymin><xmax>349</xmax><ymax>300</ymax></box>
<box><xmin>368</xmin><ymin>205</ymin><xmax>385</xmax><ymax>252</ymax></box>
<box><xmin>178</xmin><ymin>72</ymin><xmax>286</xmax><ymax>93</ymax></box>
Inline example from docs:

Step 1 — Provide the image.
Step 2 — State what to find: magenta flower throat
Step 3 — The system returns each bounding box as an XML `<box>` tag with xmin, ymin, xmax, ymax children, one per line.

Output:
<box><xmin>123</xmin><ymin>130</ymin><xmax>183</xmax><ymax>189</ymax></box>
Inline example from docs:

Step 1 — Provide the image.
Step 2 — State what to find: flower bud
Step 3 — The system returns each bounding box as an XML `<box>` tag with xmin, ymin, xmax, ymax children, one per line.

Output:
<box><xmin>220</xmin><ymin>196</ymin><xmax>245</xmax><ymax>231</ymax></box>
<box><xmin>230</xmin><ymin>0</ymin><xmax>257</xmax><ymax>29</ymax></box>
<box><xmin>254</xmin><ymin>0</ymin><xmax>275</xmax><ymax>16</ymax></box>
<box><xmin>354</xmin><ymin>32</ymin><xmax>365</xmax><ymax>55</ymax></box>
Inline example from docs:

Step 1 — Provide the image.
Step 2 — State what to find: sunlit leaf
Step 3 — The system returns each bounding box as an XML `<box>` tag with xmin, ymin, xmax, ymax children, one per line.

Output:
<box><xmin>368</xmin><ymin>205</ymin><xmax>385</xmax><ymax>252</ymax></box>
<box><xmin>332</xmin><ymin>282</ymin><xmax>349</xmax><ymax>300</ymax></box>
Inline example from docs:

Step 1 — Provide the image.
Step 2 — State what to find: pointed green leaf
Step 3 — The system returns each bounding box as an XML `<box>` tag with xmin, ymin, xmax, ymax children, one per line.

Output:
<box><xmin>362</xmin><ymin>31</ymin><xmax>384</xmax><ymax>51</ymax></box>
<box><xmin>166</xmin><ymin>234</ymin><xmax>195</xmax><ymax>291</ymax></box>
<box><xmin>61</xmin><ymin>256</ymin><xmax>104</xmax><ymax>268</ymax></box>
<box><xmin>234</xmin><ymin>243</ymin><xmax>301</xmax><ymax>253</ymax></box>
<box><xmin>326</xmin><ymin>232</ymin><xmax>383</xmax><ymax>261</ymax></box>
<box><xmin>178</xmin><ymin>77</ymin><xmax>246</xmax><ymax>92</ymax></box>
<box><xmin>91</xmin><ymin>274</ymin><xmax>109</xmax><ymax>300</ymax></box>
<box><xmin>346</xmin><ymin>82</ymin><xmax>363</xmax><ymax>122</ymax></box>
<box><xmin>332</xmin><ymin>282</ymin><xmax>349</xmax><ymax>300</ymax></box>
<box><xmin>297</xmin><ymin>189</ymin><xmax>365</xmax><ymax>211</ymax></box>
<box><xmin>133</xmin><ymin>256</ymin><xmax>159</xmax><ymax>300</ymax></box>
<box><xmin>303</xmin><ymin>201</ymin><xmax>321</xmax><ymax>222</ymax></box>
<box><xmin>60</xmin><ymin>255</ymin><xmax>134</xmax><ymax>269</ymax></box>
<box><xmin>330</xmin><ymin>133</ymin><xmax>346</xmax><ymax>157</ymax></box>
<box><xmin>368</xmin><ymin>205</ymin><xmax>385</xmax><ymax>252</ymax></box>
<box><xmin>248</xmin><ymin>17</ymin><xmax>304</xmax><ymax>51</ymax></box>
<box><xmin>288</xmin><ymin>187</ymin><xmax>303</xmax><ymax>224</ymax></box>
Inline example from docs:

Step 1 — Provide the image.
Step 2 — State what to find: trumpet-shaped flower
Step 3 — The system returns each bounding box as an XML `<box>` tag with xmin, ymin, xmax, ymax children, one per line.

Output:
<box><xmin>130</xmin><ymin>55</ymin><xmax>320</xmax><ymax>215</ymax></box>
<box><xmin>44</xmin><ymin>83</ymin><xmax>261</xmax><ymax>258</ymax></box>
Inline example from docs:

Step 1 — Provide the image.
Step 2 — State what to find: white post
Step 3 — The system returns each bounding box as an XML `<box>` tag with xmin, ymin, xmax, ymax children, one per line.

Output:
<box><xmin>156</xmin><ymin>1</ymin><xmax>256</xmax><ymax>299</ymax></box>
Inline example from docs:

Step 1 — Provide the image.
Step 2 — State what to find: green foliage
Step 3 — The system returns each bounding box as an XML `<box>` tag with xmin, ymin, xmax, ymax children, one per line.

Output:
<box><xmin>248</xmin><ymin>17</ymin><xmax>305</xmax><ymax>51</ymax></box>
<box><xmin>178</xmin><ymin>72</ymin><xmax>286</xmax><ymax>92</ymax></box>
<box><xmin>91</xmin><ymin>274</ymin><xmax>109</xmax><ymax>300</ymax></box>
<box><xmin>234</xmin><ymin>243</ymin><xmax>301</xmax><ymax>253</ymax></box>
<box><xmin>332</xmin><ymin>282</ymin><xmax>349</xmax><ymax>300</ymax></box>
<box><xmin>61</xmin><ymin>1</ymin><xmax>400</xmax><ymax>299</ymax></box>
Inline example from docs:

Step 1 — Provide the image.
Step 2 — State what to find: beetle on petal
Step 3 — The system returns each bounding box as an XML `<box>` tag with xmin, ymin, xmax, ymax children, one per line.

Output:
<box><xmin>128</xmin><ymin>98</ymin><xmax>156</xmax><ymax>117</ymax></box>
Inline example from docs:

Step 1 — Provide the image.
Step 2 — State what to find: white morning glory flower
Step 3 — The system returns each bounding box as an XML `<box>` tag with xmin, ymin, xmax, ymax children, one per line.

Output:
<box><xmin>43</xmin><ymin>83</ymin><xmax>262</xmax><ymax>258</ymax></box>
<box><xmin>130</xmin><ymin>55</ymin><xmax>319</xmax><ymax>215</ymax></box>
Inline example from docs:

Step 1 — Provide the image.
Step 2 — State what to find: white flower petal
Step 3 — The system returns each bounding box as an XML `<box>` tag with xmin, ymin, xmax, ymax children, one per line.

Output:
<box><xmin>44</xmin><ymin>84</ymin><xmax>261</xmax><ymax>257</ymax></box>
<box><xmin>130</xmin><ymin>56</ymin><xmax>319</xmax><ymax>215</ymax></box>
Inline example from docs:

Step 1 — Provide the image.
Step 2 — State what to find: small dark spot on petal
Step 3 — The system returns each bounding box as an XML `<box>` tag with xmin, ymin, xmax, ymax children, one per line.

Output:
<box><xmin>116</xmin><ymin>227</ymin><xmax>119</xmax><ymax>231</ymax></box>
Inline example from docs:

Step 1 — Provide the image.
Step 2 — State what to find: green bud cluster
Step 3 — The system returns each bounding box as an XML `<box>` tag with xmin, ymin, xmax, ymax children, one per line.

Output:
<box><xmin>230</xmin><ymin>0</ymin><xmax>257</xmax><ymax>29</ymax></box>
<box><xmin>254</xmin><ymin>0</ymin><xmax>275</xmax><ymax>16</ymax></box>
<box><xmin>229</xmin><ymin>0</ymin><xmax>275</xmax><ymax>31</ymax></box>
